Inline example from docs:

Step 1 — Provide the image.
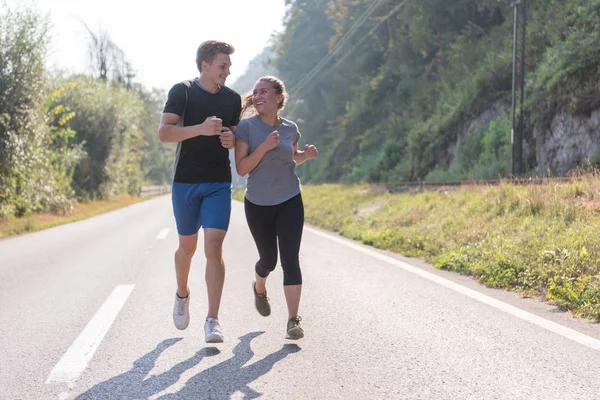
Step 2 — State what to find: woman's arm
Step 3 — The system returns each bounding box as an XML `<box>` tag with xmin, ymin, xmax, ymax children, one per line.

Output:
<box><xmin>235</xmin><ymin>141</ymin><xmax>264</xmax><ymax>176</ymax></box>
<box><xmin>235</xmin><ymin>130</ymin><xmax>279</xmax><ymax>176</ymax></box>
<box><xmin>293</xmin><ymin>143</ymin><xmax>319</xmax><ymax>165</ymax></box>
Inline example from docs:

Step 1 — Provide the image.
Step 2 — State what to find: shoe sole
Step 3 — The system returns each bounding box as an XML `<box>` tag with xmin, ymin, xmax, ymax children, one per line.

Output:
<box><xmin>286</xmin><ymin>327</ymin><xmax>304</xmax><ymax>340</ymax></box>
<box><xmin>253</xmin><ymin>281</ymin><xmax>271</xmax><ymax>317</ymax></box>
<box><xmin>205</xmin><ymin>335</ymin><xmax>224</xmax><ymax>343</ymax></box>
<box><xmin>174</xmin><ymin>321</ymin><xmax>189</xmax><ymax>330</ymax></box>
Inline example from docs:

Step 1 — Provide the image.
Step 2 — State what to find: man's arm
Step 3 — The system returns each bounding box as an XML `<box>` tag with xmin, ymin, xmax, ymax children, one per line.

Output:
<box><xmin>219</xmin><ymin>125</ymin><xmax>237</xmax><ymax>149</ymax></box>
<box><xmin>158</xmin><ymin>114</ymin><xmax>222</xmax><ymax>143</ymax></box>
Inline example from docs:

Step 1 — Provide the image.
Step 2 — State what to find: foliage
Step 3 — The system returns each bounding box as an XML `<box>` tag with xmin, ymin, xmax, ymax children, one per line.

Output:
<box><xmin>53</xmin><ymin>75</ymin><xmax>146</xmax><ymax>199</ymax></box>
<box><xmin>0</xmin><ymin>7</ymin><xmax>78</xmax><ymax>217</ymax></box>
<box><xmin>266</xmin><ymin>0</ymin><xmax>600</xmax><ymax>183</ymax></box>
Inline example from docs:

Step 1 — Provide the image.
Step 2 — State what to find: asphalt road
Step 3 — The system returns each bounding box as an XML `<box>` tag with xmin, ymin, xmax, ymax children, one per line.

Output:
<box><xmin>1</xmin><ymin>195</ymin><xmax>599</xmax><ymax>399</ymax></box>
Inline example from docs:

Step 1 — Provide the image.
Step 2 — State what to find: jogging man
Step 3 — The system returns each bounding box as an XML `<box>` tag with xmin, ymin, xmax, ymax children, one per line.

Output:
<box><xmin>158</xmin><ymin>40</ymin><xmax>242</xmax><ymax>343</ymax></box>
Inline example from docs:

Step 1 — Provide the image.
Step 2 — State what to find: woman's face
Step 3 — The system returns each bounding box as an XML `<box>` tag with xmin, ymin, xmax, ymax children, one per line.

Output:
<box><xmin>252</xmin><ymin>81</ymin><xmax>282</xmax><ymax>115</ymax></box>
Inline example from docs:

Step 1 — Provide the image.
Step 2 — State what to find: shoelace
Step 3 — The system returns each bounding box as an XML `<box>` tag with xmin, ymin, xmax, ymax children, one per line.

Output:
<box><xmin>254</xmin><ymin>283</ymin><xmax>270</xmax><ymax>301</ymax></box>
<box><xmin>257</xmin><ymin>291</ymin><xmax>270</xmax><ymax>301</ymax></box>
<box><xmin>207</xmin><ymin>319</ymin><xmax>222</xmax><ymax>333</ymax></box>
<box><xmin>176</xmin><ymin>297</ymin><xmax>188</xmax><ymax>316</ymax></box>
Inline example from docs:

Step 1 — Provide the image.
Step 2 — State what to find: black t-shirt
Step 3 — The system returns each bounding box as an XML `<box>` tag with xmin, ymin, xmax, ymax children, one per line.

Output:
<box><xmin>163</xmin><ymin>80</ymin><xmax>242</xmax><ymax>183</ymax></box>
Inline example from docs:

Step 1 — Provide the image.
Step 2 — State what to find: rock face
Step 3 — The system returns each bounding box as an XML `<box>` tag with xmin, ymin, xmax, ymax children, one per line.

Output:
<box><xmin>449</xmin><ymin>100</ymin><xmax>510</xmax><ymax>168</ymax></box>
<box><xmin>534</xmin><ymin>109</ymin><xmax>600</xmax><ymax>175</ymax></box>
<box><xmin>449</xmin><ymin>101</ymin><xmax>600</xmax><ymax>176</ymax></box>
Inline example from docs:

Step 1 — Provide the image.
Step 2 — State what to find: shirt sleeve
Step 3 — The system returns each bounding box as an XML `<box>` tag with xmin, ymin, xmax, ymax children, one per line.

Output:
<box><xmin>230</xmin><ymin>93</ymin><xmax>242</xmax><ymax>127</ymax></box>
<box><xmin>293</xmin><ymin>122</ymin><xmax>301</xmax><ymax>146</ymax></box>
<box><xmin>234</xmin><ymin>120</ymin><xmax>249</xmax><ymax>144</ymax></box>
<box><xmin>162</xmin><ymin>83</ymin><xmax>187</xmax><ymax>116</ymax></box>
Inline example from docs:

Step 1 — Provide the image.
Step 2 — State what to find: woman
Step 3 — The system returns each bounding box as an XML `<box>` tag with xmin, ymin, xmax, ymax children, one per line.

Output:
<box><xmin>234</xmin><ymin>76</ymin><xmax>318</xmax><ymax>340</ymax></box>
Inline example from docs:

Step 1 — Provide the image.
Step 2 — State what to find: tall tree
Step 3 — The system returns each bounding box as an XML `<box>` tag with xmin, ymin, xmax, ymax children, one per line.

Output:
<box><xmin>0</xmin><ymin>6</ymin><xmax>79</xmax><ymax>217</ymax></box>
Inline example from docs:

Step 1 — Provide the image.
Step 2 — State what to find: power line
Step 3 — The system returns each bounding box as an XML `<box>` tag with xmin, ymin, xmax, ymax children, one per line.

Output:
<box><xmin>289</xmin><ymin>0</ymin><xmax>389</xmax><ymax>96</ymax></box>
<box><xmin>289</xmin><ymin>0</ymin><xmax>386</xmax><ymax>95</ymax></box>
<box><xmin>325</xmin><ymin>0</ymin><xmax>411</xmax><ymax>78</ymax></box>
<box><xmin>292</xmin><ymin>0</ymin><xmax>411</xmax><ymax>96</ymax></box>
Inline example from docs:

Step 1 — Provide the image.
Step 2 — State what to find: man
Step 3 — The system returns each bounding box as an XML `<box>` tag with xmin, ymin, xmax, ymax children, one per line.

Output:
<box><xmin>158</xmin><ymin>40</ymin><xmax>241</xmax><ymax>343</ymax></box>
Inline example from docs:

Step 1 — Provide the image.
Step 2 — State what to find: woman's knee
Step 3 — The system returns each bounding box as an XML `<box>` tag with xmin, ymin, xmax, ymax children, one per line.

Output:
<box><xmin>281</xmin><ymin>258</ymin><xmax>302</xmax><ymax>286</ymax></box>
<box><xmin>282</xmin><ymin>265</ymin><xmax>302</xmax><ymax>286</ymax></box>
<box><xmin>255</xmin><ymin>258</ymin><xmax>277</xmax><ymax>277</ymax></box>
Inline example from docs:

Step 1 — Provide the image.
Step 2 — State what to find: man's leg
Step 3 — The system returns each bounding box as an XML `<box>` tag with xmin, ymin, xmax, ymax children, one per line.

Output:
<box><xmin>199</xmin><ymin>182</ymin><xmax>231</xmax><ymax>343</ymax></box>
<box><xmin>175</xmin><ymin>233</ymin><xmax>198</xmax><ymax>298</ymax></box>
<box><xmin>203</xmin><ymin>228</ymin><xmax>226</xmax><ymax>319</ymax></box>
<box><xmin>171</xmin><ymin>182</ymin><xmax>202</xmax><ymax>330</ymax></box>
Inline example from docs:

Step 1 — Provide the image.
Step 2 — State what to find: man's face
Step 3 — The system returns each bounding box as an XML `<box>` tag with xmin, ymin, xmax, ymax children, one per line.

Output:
<box><xmin>202</xmin><ymin>53</ymin><xmax>231</xmax><ymax>87</ymax></box>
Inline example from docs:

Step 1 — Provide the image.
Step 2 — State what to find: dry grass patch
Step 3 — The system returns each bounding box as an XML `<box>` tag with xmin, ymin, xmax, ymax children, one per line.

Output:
<box><xmin>301</xmin><ymin>175</ymin><xmax>600</xmax><ymax>321</ymax></box>
<box><xmin>0</xmin><ymin>194</ymin><xmax>151</xmax><ymax>239</ymax></box>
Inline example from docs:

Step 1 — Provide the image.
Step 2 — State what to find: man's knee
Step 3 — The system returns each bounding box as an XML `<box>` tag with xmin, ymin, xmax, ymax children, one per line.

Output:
<box><xmin>204</xmin><ymin>241</ymin><xmax>224</xmax><ymax>261</ymax></box>
<box><xmin>177</xmin><ymin>235</ymin><xmax>198</xmax><ymax>258</ymax></box>
<box><xmin>203</xmin><ymin>229</ymin><xmax>225</xmax><ymax>262</ymax></box>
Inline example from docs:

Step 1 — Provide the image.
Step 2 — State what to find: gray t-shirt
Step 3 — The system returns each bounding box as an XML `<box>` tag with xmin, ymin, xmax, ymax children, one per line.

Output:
<box><xmin>235</xmin><ymin>116</ymin><xmax>301</xmax><ymax>206</ymax></box>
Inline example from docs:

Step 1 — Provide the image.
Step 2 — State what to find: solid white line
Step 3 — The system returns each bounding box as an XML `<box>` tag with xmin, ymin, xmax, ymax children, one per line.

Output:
<box><xmin>305</xmin><ymin>226</ymin><xmax>600</xmax><ymax>351</ymax></box>
<box><xmin>156</xmin><ymin>228</ymin><xmax>171</xmax><ymax>240</ymax></box>
<box><xmin>45</xmin><ymin>285</ymin><xmax>135</xmax><ymax>384</ymax></box>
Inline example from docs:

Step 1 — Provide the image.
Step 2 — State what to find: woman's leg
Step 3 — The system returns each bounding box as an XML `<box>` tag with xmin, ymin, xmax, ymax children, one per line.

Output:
<box><xmin>245</xmin><ymin>198</ymin><xmax>278</xmax><ymax>293</ymax></box>
<box><xmin>275</xmin><ymin>194</ymin><xmax>305</xmax><ymax>318</ymax></box>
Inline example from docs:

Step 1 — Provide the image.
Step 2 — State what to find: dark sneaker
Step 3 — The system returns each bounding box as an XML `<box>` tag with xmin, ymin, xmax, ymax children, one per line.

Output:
<box><xmin>286</xmin><ymin>316</ymin><xmax>304</xmax><ymax>340</ymax></box>
<box><xmin>253</xmin><ymin>281</ymin><xmax>271</xmax><ymax>317</ymax></box>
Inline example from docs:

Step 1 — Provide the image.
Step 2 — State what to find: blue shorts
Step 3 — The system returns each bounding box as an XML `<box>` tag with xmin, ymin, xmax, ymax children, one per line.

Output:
<box><xmin>172</xmin><ymin>182</ymin><xmax>232</xmax><ymax>235</ymax></box>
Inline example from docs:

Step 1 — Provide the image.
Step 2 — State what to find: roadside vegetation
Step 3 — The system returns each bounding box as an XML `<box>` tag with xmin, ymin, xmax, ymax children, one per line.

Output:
<box><xmin>235</xmin><ymin>173</ymin><xmax>600</xmax><ymax>322</ymax></box>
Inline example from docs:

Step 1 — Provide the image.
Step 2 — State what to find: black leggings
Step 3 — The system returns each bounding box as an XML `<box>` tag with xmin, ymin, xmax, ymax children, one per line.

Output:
<box><xmin>244</xmin><ymin>194</ymin><xmax>304</xmax><ymax>286</ymax></box>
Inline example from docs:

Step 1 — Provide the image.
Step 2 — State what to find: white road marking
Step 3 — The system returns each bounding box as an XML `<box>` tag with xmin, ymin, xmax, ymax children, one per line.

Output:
<box><xmin>156</xmin><ymin>228</ymin><xmax>171</xmax><ymax>240</ymax></box>
<box><xmin>305</xmin><ymin>226</ymin><xmax>600</xmax><ymax>351</ymax></box>
<box><xmin>45</xmin><ymin>285</ymin><xmax>135</xmax><ymax>384</ymax></box>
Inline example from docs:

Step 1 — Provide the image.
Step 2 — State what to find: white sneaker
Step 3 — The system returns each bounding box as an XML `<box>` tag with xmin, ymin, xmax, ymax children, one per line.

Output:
<box><xmin>204</xmin><ymin>317</ymin><xmax>224</xmax><ymax>343</ymax></box>
<box><xmin>173</xmin><ymin>292</ymin><xmax>190</xmax><ymax>330</ymax></box>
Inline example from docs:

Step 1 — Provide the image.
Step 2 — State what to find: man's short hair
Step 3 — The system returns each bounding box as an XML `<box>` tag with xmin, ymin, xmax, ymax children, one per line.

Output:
<box><xmin>196</xmin><ymin>40</ymin><xmax>235</xmax><ymax>71</ymax></box>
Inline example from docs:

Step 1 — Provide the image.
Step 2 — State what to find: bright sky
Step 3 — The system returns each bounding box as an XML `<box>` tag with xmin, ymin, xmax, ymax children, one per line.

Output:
<box><xmin>9</xmin><ymin>0</ymin><xmax>287</xmax><ymax>92</ymax></box>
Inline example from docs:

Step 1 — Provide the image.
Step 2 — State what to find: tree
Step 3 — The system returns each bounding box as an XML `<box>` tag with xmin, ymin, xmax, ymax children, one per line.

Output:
<box><xmin>54</xmin><ymin>75</ymin><xmax>145</xmax><ymax>199</ymax></box>
<box><xmin>0</xmin><ymin>6</ymin><xmax>79</xmax><ymax>217</ymax></box>
<box><xmin>80</xmin><ymin>21</ymin><xmax>136</xmax><ymax>87</ymax></box>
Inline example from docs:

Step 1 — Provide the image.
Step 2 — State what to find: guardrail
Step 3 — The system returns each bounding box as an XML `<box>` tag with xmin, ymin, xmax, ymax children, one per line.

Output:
<box><xmin>139</xmin><ymin>176</ymin><xmax>587</xmax><ymax>197</ymax></box>
<box><xmin>140</xmin><ymin>185</ymin><xmax>171</xmax><ymax>197</ymax></box>
<box><xmin>385</xmin><ymin>176</ymin><xmax>578</xmax><ymax>193</ymax></box>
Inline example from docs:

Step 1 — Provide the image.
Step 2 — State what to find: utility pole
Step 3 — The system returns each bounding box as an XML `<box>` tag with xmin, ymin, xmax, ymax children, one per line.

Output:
<box><xmin>517</xmin><ymin>0</ymin><xmax>527</xmax><ymax>175</ymax></box>
<box><xmin>507</xmin><ymin>0</ymin><xmax>526</xmax><ymax>176</ymax></box>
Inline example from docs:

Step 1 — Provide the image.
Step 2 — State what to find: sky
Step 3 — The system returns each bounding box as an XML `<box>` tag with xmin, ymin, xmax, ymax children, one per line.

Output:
<box><xmin>7</xmin><ymin>0</ymin><xmax>288</xmax><ymax>91</ymax></box>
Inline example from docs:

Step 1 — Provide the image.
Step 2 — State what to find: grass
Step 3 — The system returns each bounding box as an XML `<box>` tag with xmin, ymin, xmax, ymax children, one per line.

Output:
<box><xmin>297</xmin><ymin>175</ymin><xmax>600</xmax><ymax>322</ymax></box>
<box><xmin>0</xmin><ymin>194</ymin><xmax>153</xmax><ymax>239</ymax></box>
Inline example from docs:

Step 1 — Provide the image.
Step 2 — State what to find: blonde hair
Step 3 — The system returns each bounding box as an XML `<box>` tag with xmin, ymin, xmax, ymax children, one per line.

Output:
<box><xmin>241</xmin><ymin>76</ymin><xmax>289</xmax><ymax>117</ymax></box>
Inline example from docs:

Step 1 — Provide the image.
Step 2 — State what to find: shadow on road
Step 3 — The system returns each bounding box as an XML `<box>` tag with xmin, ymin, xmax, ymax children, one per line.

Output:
<box><xmin>75</xmin><ymin>332</ymin><xmax>301</xmax><ymax>399</ymax></box>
